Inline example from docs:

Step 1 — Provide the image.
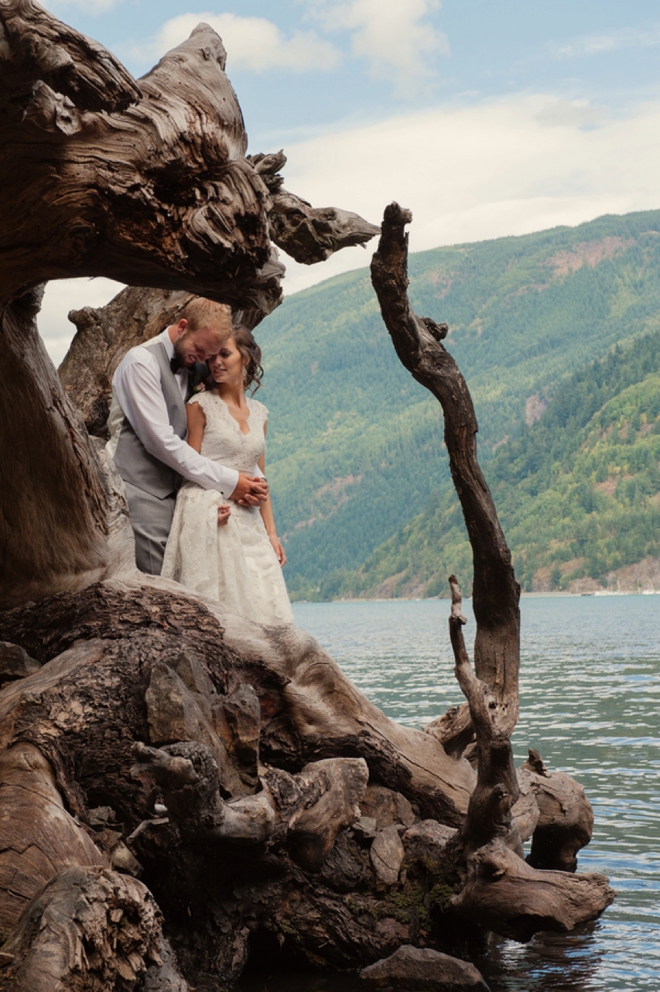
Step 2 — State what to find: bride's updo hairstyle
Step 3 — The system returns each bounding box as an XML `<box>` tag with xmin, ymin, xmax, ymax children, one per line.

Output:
<box><xmin>232</xmin><ymin>325</ymin><xmax>264</xmax><ymax>394</ymax></box>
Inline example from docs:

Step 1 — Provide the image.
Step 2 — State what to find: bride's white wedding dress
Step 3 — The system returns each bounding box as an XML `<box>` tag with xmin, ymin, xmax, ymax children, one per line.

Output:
<box><xmin>161</xmin><ymin>391</ymin><xmax>294</xmax><ymax>626</ymax></box>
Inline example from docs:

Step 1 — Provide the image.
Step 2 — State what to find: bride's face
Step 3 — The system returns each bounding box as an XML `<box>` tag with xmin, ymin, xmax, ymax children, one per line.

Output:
<box><xmin>208</xmin><ymin>337</ymin><xmax>246</xmax><ymax>386</ymax></box>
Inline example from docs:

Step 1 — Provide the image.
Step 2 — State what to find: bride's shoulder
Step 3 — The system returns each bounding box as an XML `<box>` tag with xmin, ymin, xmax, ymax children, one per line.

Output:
<box><xmin>187</xmin><ymin>389</ymin><xmax>215</xmax><ymax>410</ymax></box>
<box><xmin>248</xmin><ymin>396</ymin><xmax>268</xmax><ymax>420</ymax></box>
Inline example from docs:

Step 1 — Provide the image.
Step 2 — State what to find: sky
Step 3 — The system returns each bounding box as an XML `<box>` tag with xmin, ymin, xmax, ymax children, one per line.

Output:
<box><xmin>38</xmin><ymin>0</ymin><xmax>660</xmax><ymax>363</ymax></box>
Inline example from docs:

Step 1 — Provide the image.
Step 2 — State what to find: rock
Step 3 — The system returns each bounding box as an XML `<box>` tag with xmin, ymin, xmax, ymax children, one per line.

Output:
<box><xmin>403</xmin><ymin>820</ymin><xmax>457</xmax><ymax>866</ymax></box>
<box><xmin>166</xmin><ymin>646</ymin><xmax>216</xmax><ymax>697</ymax></box>
<box><xmin>370</xmin><ymin>825</ymin><xmax>404</xmax><ymax>885</ymax></box>
<box><xmin>361</xmin><ymin>784</ymin><xmax>416</xmax><ymax>829</ymax></box>
<box><xmin>353</xmin><ymin>815</ymin><xmax>378</xmax><ymax>840</ymax></box>
<box><xmin>360</xmin><ymin>944</ymin><xmax>490</xmax><ymax>991</ymax></box>
<box><xmin>218</xmin><ymin>683</ymin><xmax>261</xmax><ymax>789</ymax></box>
<box><xmin>0</xmin><ymin>642</ymin><xmax>40</xmax><ymax>685</ymax></box>
<box><xmin>145</xmin><ymin>662</ymin><xmax>245</xmax><ymax>797</ymax></box>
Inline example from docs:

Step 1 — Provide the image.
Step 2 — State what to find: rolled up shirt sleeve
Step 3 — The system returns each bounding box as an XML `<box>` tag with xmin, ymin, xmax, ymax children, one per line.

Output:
<box><xmin>113</xmin><ymin>355</ymin><xmax>240</xmax><ymax>498</ymax></box>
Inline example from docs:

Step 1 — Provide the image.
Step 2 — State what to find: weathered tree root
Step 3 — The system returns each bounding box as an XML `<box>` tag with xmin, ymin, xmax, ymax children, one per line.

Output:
<box><xmin>132</xmin><ymin>739</ymin><xmax>369</xmax><ymax>871</ymax></box>
<box><xmin>452</xmin><ymin>839</ymin><xmax>615</xmax><ymax>943</ymax></box>
<box><xmin>0</xmin><ymin>866</ymin><xmax>165</xmax><ymax>992</ymax></box>
<box><xmin>0</xmin><ymin>576</ymin><xmax>613</xmax><ymax>987</ymax></box>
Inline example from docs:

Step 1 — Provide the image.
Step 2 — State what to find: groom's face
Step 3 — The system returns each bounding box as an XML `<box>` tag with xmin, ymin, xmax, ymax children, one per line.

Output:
<box><xmin>174</xmin><ymin>324</ymin><xmax>228</xmax><ymax>367</ymax></box>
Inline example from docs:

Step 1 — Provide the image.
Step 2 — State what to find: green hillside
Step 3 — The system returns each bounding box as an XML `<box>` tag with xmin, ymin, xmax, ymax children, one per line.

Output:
<box><xmin>256</xmin><ymin>209</ymin><xmax>660</xmax><ymax>599</ymax></box>
<box><xmin>340</xmin><ymin>330</ymin><xmax>660</xmax><ymax>598</ymax></box>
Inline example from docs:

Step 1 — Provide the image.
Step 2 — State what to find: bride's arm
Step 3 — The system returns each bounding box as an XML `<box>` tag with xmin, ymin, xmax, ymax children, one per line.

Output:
<box><xmin>258</xmin><ymin>426</ymin><xmax>287</xmax><ymax>566</ymax></box>
<box><xmin>187</xmin><ymin>402</ymin><xmax>231</xmax><ymax>526</ymax></box>
<box><xmin>186</xmin><ymin>402</ymin><xmax>207</xmax><ymax>453</ymax></box>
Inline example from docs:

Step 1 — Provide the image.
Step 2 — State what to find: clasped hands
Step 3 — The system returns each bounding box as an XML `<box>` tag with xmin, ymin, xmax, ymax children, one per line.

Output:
<box><xmin>219</xmin><ymin>473</ymin><xmax>268</xmax><ymax>525</ymax></box>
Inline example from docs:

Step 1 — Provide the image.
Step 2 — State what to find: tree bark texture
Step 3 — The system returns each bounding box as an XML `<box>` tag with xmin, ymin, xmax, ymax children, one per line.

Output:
<box><xmin>0</xmin><ymin>580</ymin><xmax>476</xmax><ymax>986</ymax></box>
<box><xmin>60</xmin><ymin>287</ymin><xmax>195</xmax><ymax>440</ymax></box>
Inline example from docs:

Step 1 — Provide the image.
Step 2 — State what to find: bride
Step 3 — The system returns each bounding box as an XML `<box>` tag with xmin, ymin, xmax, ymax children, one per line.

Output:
<box><xmin>161</xmin><ymin>326</ymin><xmax>294</xmax><ymax>626</ymax></box>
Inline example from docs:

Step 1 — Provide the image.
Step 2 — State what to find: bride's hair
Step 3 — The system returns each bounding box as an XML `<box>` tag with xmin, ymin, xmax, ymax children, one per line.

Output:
<box><xmin>232</xmin><ymin>325</ymin><xmax>264</xmax><ymax>394</ymax></box>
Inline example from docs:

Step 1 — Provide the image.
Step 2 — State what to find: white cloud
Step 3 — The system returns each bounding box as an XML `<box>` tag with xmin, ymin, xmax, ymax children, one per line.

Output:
<box><xmin>144</xmin><ymin>13</ymin><xmax>339</xmax><ymax>72</ymax></box>
<box><xmin>534</xmin><ymin>99</ymin><xmax>607</xmax><ymax>129</ymax></box>
<box><xmin>553</xmin><ymin>25</ymin><xmax>660</xmax><ymax>60</ymax></box>
<box><xmin>310</xmin><ymin>0</ymin><xmax>449</xmax><ymax>96</ymax></box>
<box><xmin>277</xmin><ymin>93</ymin><xmax>660</xmax><ymax>293</ymax></box>
<box><xmin>39</xmin><ymin>277</ymin><xmax>125</xmax><ymax>367</ymax></box>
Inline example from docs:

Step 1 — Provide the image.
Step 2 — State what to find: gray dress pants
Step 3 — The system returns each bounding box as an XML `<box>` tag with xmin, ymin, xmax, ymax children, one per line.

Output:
<box><xmin>123</xmin><ymin>481</ymin><xmax>177</xmax><ymax>575</ymax></box>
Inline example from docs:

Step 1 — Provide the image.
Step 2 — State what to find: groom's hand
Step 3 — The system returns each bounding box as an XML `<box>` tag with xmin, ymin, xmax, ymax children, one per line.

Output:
<box><xmin>231</xmin><ymin>473</ymin><xmax>269</xmax><ymax>506</ymax></box>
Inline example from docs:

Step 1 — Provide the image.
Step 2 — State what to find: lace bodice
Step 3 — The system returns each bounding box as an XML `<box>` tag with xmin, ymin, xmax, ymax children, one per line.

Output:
<box><xmin>190</xmin><ymin>391</ymin><xmax>267</xmax><ymax>474</ymax></box>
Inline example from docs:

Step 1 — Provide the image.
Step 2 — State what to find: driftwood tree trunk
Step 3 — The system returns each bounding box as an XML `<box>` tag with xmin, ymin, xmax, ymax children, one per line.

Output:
<box><xmin>0</xmin><ymin>5</ymin><xmax>613</xmax><ymax>990</ymax></box>
<box><xmin>370</xmin><ymin>202</ymin><xmax>613</xmax><ymax>941</ymax></box>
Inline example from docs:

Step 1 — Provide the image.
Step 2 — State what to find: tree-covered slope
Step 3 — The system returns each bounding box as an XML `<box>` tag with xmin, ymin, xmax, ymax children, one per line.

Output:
<box><xmin>256</xmin><ymin>209</ymin><xmax>660</xmax><ymax>599</ymax></box>
<box><xmin>340</xmin><ymin>329</ymin><xmax>660</xmax><ymax>598</ymax></box>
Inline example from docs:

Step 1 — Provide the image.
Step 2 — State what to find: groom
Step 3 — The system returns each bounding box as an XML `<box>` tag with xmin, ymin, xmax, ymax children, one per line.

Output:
<box><xmin>107</xmin><ymin>297</ymin><xmax>267</xmax><ymax>574</ymax></box>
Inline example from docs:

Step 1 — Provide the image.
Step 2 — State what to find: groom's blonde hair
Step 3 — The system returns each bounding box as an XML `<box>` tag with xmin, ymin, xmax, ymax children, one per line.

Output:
<box><xmin>179</xmin><ymin>298</ymin><xmax>232</xmax><ymax>337</ymax></box>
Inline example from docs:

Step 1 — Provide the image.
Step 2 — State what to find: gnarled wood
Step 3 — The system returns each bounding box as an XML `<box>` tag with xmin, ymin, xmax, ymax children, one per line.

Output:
<box><xmin>250</xmin><ymin>151</ymin><xmax>380</xmax><ymax>264</ymax></box>
<box><xmin>0</xmin><ymin>0</ymin><xmax>141</xmax><ymax>115</ymax></box>
<box><xmin>0</xmin><ymin>741</ymin><xmax>106</xmax><ymax>933</ymax></box>
<box><xmin>369</xmin><ymin>202</ymin><xmax>612</xmax><ymax>941</ymax></box>
<box><xmin>0</xmin><ymin>295</ymin><xmax>118</xmax><ymax>609</ymax></box>
<box><xmin>60</xmin><ymin>287</ymin><xmax>194</xmax><ymax>439</ymax></box>
<box><xmin>0</xmin><ymin>581</ymin><xmax>476</xmax><ymax>828</ymax></box>
<box><xmin>133</xmin><ymin>740</ymin><xmax>369</xmax><ymax>871</ymax></box>
<box><xmin>0</xmin><ymin>866</ymin><xmax>165</xmax><ymax>992</ymax></box>
<box><xmin>0</xmin><ymin>583</ymin><xmax>469</xmax><ymax>983</ymax></box>
<box><xmin>451</xmin><ymin>839</ymin><xmax>615</xmax><ymax>943</ymax></box>
<box><xmin>1</xmin><ymin>14</ymin><xmax>275</xmax><ymax>307</ymax></box>
<box><xmin>447</xmin><ymin>576</ymin><xmax>521</xmax><ymax>857</ymax></box>
<box><xmin>371</xmin><ymin>203</ymin><xmax>520</xmax><ymax>733</ymax></box>
<box><xmin>520</xmin><ymin>749</ymin><xmax>595</xmax><ymax>872</ymax></box>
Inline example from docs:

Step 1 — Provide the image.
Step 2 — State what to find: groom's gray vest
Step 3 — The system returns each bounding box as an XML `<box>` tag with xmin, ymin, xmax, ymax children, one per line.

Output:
<box><xmin>113</xmin><ymin>339</ymin><xmax>187</xmax><ymax>498</ymax></box>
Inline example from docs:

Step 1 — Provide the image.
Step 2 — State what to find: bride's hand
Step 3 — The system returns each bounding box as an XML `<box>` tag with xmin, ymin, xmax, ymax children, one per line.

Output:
<box><xmin>269</xmin><ymin>534</ymin><xmax>286</xmax><ymax>566</ymax></box>
<box><xmin>218</xmin><ymin>505</ymin><xmax>231</xmax><ymax>527</ymax></box>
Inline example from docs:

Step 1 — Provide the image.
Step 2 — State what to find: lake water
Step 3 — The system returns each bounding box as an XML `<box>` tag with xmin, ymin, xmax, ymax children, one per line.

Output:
<box><xmin>244</xmin><ymin>595</ymin><xmax>660</xmax><ymax>992</ymax></box>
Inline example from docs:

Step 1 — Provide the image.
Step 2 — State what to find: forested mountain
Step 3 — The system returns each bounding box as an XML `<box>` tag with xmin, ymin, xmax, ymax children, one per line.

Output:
<box><xmin>342</xmin><ymin>331</ymin><xmax>660</xmax><ymax>598</ymax></box>
<box><xmin>257</xmin><ymin>209</ymin><xmax>660</xmax><ymax>599</ymax></box>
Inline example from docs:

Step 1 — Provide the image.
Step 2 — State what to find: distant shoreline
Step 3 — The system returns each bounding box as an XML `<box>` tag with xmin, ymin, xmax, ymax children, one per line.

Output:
<box><xmin>292</xmin><ymin>589</ymin><xmax>660</xmax><ymax>605</ymax></box>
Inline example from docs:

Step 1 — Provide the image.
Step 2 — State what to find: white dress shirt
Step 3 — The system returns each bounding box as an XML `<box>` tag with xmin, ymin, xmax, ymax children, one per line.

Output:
<box><xmin>107</xmin><ymin>329</ymin><xmax>240</xmax><ymax>497</ymax></box>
